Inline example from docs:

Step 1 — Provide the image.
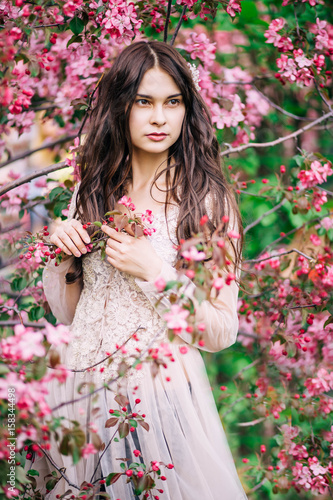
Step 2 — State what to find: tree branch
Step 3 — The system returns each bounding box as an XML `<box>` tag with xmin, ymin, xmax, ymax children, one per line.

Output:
<box><xmin>0</xmin><ymin>135</ymin><xmax>77</xmax><ymax>169</ymax></box>
<box><xmin>221</xmin><ymin>109</ymin><xmax>333</xmax><ymax>156</ymax></box>
<box><xmin>0</xmin><ymin>161</ymin><xmax>68</xmax><ymax>197</ymax></box>
<box><xmin>251</xmin><ymin>83</ymin><xmax>309</xmax><ymax>121</ymax></box>
<box><xmin>164</xmin><ymin>0</ymin><xmax>173</xmax><ymax>43</ymax></box>
<box><xmin>170</xmin><ymin>5</ymin><xmax>187</xmax><ymax>46</ymax></box>
<box><xmin>243</xmin><ymin>199</ymin><xmax>287</xmax><ymax>234</ymax></box>
<box><xmin>244</xmin><ymin>248</ymin><xmax>316</xmax><ymax>264</ymax></box>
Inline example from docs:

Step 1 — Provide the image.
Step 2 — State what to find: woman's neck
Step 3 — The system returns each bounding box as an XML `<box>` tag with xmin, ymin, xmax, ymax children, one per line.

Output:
<box><xmin>130</xmin><ymin>149</ymin><xmax>171</xmax><ymax>191</ymax></box>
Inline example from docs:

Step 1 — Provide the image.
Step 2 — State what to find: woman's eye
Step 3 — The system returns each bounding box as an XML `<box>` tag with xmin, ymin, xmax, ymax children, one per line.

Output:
<box><xmin>136</xmin><ymin>99</ymin><xmax>150</xmax><ymax>105</ymax></box>
<box><xmin>168</xmin><ymin>99</ymin><xmax>181</xmax><ymax>106</ymax></box>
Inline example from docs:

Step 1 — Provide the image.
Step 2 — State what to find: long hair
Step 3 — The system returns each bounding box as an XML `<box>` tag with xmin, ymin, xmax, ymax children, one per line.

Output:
<box><xmin>69</xmin><ymin>40</ymin><xmax>243</xmax><ymax>282</ymax></box>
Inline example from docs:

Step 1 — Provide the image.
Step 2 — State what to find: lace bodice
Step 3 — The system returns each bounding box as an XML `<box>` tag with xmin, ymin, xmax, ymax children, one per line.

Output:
<box><xmin>43</xmin><ymin>187</ymin><xmax>241</xmax><ymax>387</ymax></box>
<box><xmin>68</xmin><ymin>205</ymin><xmax>179</xmax><ymax>382</ymax></box>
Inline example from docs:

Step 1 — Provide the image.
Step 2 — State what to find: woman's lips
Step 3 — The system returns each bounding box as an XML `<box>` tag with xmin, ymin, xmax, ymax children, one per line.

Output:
<box><xmin>146</xmin><ymin>133</ymin><xmax>168</xmax><ymax>142</ymax></box>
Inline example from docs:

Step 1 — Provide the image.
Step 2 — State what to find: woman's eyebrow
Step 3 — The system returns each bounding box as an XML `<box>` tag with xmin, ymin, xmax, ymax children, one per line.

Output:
<box><xmin>136</xmin><ymin>93</ymin><xmax>182</xmax><ymax>98</ymax></box>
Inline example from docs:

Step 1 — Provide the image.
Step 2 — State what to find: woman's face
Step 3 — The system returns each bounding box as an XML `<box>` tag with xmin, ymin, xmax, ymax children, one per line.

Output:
<box><xmin>129</xmin><ymin>67</ymin><xmax>186</xmax><ymax>159</ymax></box>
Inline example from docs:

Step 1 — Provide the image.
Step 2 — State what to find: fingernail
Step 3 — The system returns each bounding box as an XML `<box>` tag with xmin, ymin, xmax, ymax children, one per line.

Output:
<box><xmin>81</xmin><ymin>248</ymin><xmax>87</xmax><ymax>254</ymax></box>
<box><xmin>75</xmin><ymin>251</ymin><xmax>81</xmax><ymax>257</ymax></box>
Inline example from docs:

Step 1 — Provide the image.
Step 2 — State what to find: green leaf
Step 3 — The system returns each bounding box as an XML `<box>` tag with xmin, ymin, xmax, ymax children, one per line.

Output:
<box><xmin>66</xmin><ymin>34</ymin><xmax>83</xmax><ymax>48</ymax></box>
<box><xmin>49</xmin><ymin>187</ymin><xmax>65</xmax><ymax>202</ymax></box>
<box><xmin>27</xmin><ymin>469</ymin><xmax>40</xmax><ymax>477</ymax></box>
<box><xmin>118</xmin><ymin>422</ymin><xmax>129</xmax><ymax>439</ymax></box>
<box><xmin>12</xmin><ymin>277</ymin><xmax>28</xmax><ymax>291</ymax></box>
<box><xmin>324</xmin><ymin>316</ymin><xmax>333</xmax><ymax>328</ymax></box>
<box><xmin>164</xmin><ymin>280</ymin><xmax>179</xmax><ymax>291</ymax></box>
<box><xmin>105</xmin><ymin>472</ymin><xmax>122</xmax><ymax>486</ymax></box>
<box><xmin>129</xmin><ymin>419</ymin><xmax>138</xmax><ymax>428</ymax></box>
<box><xmin>94</xmin><ymin>221</ymin><xmax>102</xmax><ymax>228</ymax></box>
<box><xmin>69</xmin><ymin>16</ymin><xmax>85</xmax><ymax>36</ymax></box>
<box><xmin>46</xmin><ymin>478</ymin><xmax>57</xmax><ymax>491</ymax></box>
<box><xmin>0</xmin><ymin>365</ymin><xmax>10</xmax><ymax>375</ymax></box>
<box><xmin>45</xmin><ymin>311</ymin><xmax>57</xmax><ymax>326</ymax></box>
<box><xmin>328</xmin><ymin>228</ymin><xmax>333</xmax><ymax>241</ymax></box>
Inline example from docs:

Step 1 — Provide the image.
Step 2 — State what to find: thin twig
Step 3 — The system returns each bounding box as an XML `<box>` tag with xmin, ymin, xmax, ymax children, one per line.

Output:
<box><xmin>244</xmin><ymin>248</ymin><xmax>315</xmax><ymax>264</ymax></box>
<box><xmin>220</xmin><ymin>109</ymin><xmax>333</xmax><ymax>157</ymax></box>
<box><xmin>51</xmin><ymin>325</ymin><xmax>166</xmax><ymax>412</ymax></box>
<box><xmin>243</xmin><ymin>199</ymin><xmax>287</xmax><ymax>234</ymax></box>
<box><xmin>0</xmin><ymin>135</ymin><xmax>77</xmax><ymax>169</ymax></box>
<box><xmin>68</xmin><ymin>326</ymin><xmax>145</xmax><ymax>373</ymax></box>
<box><xmin>221</xmin><ymin>396</ymin><xmax>245</xmax><ymax>418</ymax></box>
<box><xmin>238</xmin><ymin>417</ymin><xmax>266</xmax><ymax>427</ymax></box>
<box><xmin>0</xmin><ymin>321</ymin><xmax>46</xmax><ymax>328</ymax></box>
<box><xmin>251</xmin><ymin>84</ymin><xmax>309</xmax><ymax>121</ymax></box>
<box><xmin>170</xmin><ymin>5</ymin><xmax>187</xmax><ymax>46</ymax></box>
<box><xmin>0</xmin><ymin>161</ymin><xmax>68</xmax><ymax>197</ymax></box>
<box><xmin>287</xmin><ymin>303</ymin><xmax>319</xmax><ymax>310</ymax></box>
<box><xmin>164</xmin><ymin>0</ymin><xmax>173</xmax><ymax>43</ymax></box>
<box><xmin>259</xmin><ymin>211</ymin><xmax>331</xmax><ymax>255</ymax></box>
<box><xmin>248</xmin><ymin>477</ymin><xmax>268</xmax><ymax>494</ymax></box>
<box><xmin>314</xmin><ymin>79</ymin><xmax>333</xmax><ymax>112</ymax></box>
<box><xmin>37</xmin><ymin>445</ymin><xmax>80</xmax><ymax>490</ymax></box>
<box><xmin>233</xmin><ymin>359</ymin><xmax>260</xmax><ymax>380</ymax></box>
<box><xmin>77</xmin><ymin>74</ymin><xmax>104</xmax><ymax>140</ymax></box>
<box><xmin>90</xmin><ymin>428</ymin><xmax>118</xmax><ymax>483</ymax></box>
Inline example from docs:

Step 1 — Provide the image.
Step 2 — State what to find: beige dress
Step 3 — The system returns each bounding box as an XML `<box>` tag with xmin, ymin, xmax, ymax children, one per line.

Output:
<box><xmin>32</xmin><ymin>187</ymin><xmax>247</xmax><ymax>499</ymax></box>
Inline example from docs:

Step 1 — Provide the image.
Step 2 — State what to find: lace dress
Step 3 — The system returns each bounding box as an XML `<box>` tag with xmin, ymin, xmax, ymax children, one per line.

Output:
<box><xmin>32</xmin><ymin>188</ymin><xmax>247</xmax><ymax>500</ymax></box>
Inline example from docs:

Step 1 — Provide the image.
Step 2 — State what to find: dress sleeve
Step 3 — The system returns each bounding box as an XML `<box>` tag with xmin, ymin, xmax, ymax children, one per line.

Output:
<box><xmin>135</xmin><ymin>205</ymin><xmax>241</xmax><ymax>353</ymax></box>
<box><xmin>42</xmin><ymin>183</ymin><xmax>82</xmax><ymax>326</ymax></box>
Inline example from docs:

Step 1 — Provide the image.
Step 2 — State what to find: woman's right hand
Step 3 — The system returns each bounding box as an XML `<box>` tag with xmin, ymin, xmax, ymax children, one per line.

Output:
<box><xmin>50</xmin><ymin>219</ymin><xmax>91</xmax><ymax>257</ymax></box>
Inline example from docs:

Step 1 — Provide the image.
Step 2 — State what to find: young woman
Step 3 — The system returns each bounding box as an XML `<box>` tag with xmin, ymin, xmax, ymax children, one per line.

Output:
<box><xmin>35</xmin><ymin>41</ymin><xmax>247</xmax><ymax>499</ymax></box>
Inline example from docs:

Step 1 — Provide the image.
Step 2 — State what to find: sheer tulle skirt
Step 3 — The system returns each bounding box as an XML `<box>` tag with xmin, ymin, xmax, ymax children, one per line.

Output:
<box><xmin>31</xmin><ymin>343</ymin><xmax>247</xmax><ymax>499</ymax></box>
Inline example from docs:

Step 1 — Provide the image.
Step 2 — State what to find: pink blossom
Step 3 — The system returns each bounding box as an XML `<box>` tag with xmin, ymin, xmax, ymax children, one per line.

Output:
<box><xmin>312</xmin><ymin>189</ymin><xmax>327</xmax><ymax>212</ymax></box>
<box><xmin>101</xmin><ymin>1</ymin><xmax>142</xmax><ymax>46</ymax></box>
<box><xmin>298</xmin><ymin>161</ymin><xmax>333</xmax><ymax>188</ymax></box>
<box><xmin>44</xmin><ymin>323</ymin><xmax>71</xmax><ymax>346</ymax></box>
<box><xmin>179</xmin><ymin>32</ymin><xmax>216</xmax><ymax>69</ymax></box>
<box><xmin>164</xmin><ymin>305</ymin><xmax>189</xmax><ymax>330</ymax></box>
<box><xmin>155</xmin><ymin>277</ymin><xmax>166</xmax><ymax>292</ymax></box>
<box><xmin>310</xmin><ymin>234</ymin><xmax>321</xmax><ymax>246</ymax></box>
<box><xmin>276</xmin><ymin>36</ymin><xmax>293</xmax><ymax>52</ymax></box>
<box><xmin>211</xmin><ymin>94</ymin><xmax>245</xmax><ymax>129</ymax></box>
<box><xmin>141</xmin><ymin>209</ymin><xmax>154</xmax><ymax>224</ymax></box>
<box><xmin>293</xmin><ymin>49</ymin><xmax>312</xmax><ymax>68</ymax></box>
<box><xmin>213</xmin><ymin>277</ymin><xmax>224</xmax><ymax>290</ymax></box>
<box><xmin>1</xmin><ymin>325</ymin><xmax>45</xmax><ymax>361</ymax></box>
<box><xmin>181</xmin><ymin>246</ymin><xmax>206</xmax><ymax>261</ymax></box>
<box><xmin>47</xmin><ymin>364</ymin><xmax>72</xmax><ymax>384</ymax></box>
<box><xmin>320</xmin><ymin>217</ymin><xmax>333</xmax><ymax>230</ymax></box>
<box><xmin>179</xmin><ymin>345</ymin><xmax>188</xmax><ymax>354</ymax></box>
<box><xmin>81</xmin><ymin>443</ymin><xmax>98</xmax><ymax>458</ymax></box>
<box><xmin>118</xmin><ymin>195</ymin><xmax>136</xmax><ymax>210</ymax></box>
<box><xmin>305</xmin><ymin>368</ymin><xmax>333</xmax><ymax>396</ymax></box>
<box><xmin>226</xmin><ymin>0</ymin><xmax>242</xmax><ymax>17</ymax></box>
<box><xmin>227</xmin><ymin>230</ymin><xmax>241</xmax><ymax>239</ymax></box>
<box><xmin>269</xmin><ymin>18</ymin><xmax>286</xmax><ymax>31</ymax></box>
<box><xmin>264</xmin><ymin>30</ymin><xmax>281</xmax><ymax>46</ymax></box>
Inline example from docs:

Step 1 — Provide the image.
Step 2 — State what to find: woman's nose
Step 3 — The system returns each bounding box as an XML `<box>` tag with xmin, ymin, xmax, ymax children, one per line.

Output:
<box><xmin>150</xmin><ymin>105</ymin><xmax>166</xmax><ymax>126</ymax></box>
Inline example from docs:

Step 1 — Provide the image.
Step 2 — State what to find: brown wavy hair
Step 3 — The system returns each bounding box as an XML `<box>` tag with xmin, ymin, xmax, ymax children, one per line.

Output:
<box><xmin>68</xmin><ymin>40</ymin><xmax>243</xmax><ymax>282</ymax></box>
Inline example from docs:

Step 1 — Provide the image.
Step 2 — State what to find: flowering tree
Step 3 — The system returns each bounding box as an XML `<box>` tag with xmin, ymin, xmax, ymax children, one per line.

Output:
<box><xmin>1</xmin><ymin>0</ymin><xmax>333</xmax><ymax>498</ymax></box>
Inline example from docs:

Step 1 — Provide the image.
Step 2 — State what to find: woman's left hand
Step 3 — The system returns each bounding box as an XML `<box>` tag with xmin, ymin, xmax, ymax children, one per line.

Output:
<box><xmin>101</xmin><ymin>225</ymin><xmax>163</xmax><ymax>282</ymax></box>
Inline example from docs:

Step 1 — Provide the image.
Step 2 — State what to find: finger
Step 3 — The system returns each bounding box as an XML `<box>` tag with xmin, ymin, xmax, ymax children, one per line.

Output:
<box><xmin>101</xmin><ymin>225</ymin><xmax>127</xmax><ymax>243</ymax></box>
<box><xmin>71</xmin><ymin>219</ymin><xmax>91</xmax><ymax>244</ymax></box>
<box><xmin>106</xmin><ymin>237</ymin><xmax>122</xmax><ymax>253</ymax></box>
<box><xmin>58</xmin><ymin>229</ymin><xmax>87</xmax><ymax>257</ymax></box>
<box><xmin>50</xmin><ymin>234</ymin><xmax>72</xmax><ymax>256</ymax></box>
<box><xmin>105</xmin><ymin>246</ymin><xmax>119</xmax><ymax>260</ymax></box>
